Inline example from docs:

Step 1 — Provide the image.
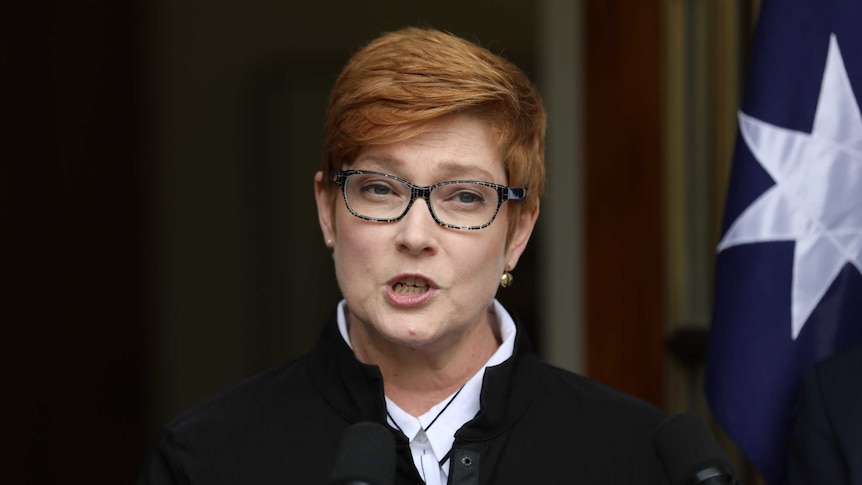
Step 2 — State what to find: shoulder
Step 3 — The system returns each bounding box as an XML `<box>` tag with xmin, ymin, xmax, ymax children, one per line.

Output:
<box><xmin>812</xmin><ymin>342</ymin><xmax>862</xmax><ymax>386</ymax></box>
<box><xmin>496</xmin><ymin>360</ymin><xmax>668</xmax><ymax>484</ymax></box>
<box><xmin>139</xmin><ymin>354</ymin><xmax>350</xmax><ymax>484</ymax></box>
<box><xmin>787</xmin><ymin>344</ymin><xmax>862</xmax><ymax>485</ymax></box>
<box><xmin>534</xmin><ymin>362</ymin><xmax>666</xmax><ymax>430</ymax></box>
<box><xmin>799</xmin><ymin>342</ymin><xmax>862</xmax><ymax>416</ymax></box>
<box><xmin>137</xmin><ymin>357</ymin><xmax>313</xmax><ymax>484</ymax></box>
<box><xmin>804</xmin><ymin>343</ymin><xmax>862</xmax><ymax>437</ymax></box>
<box><xmin>163</xmin><ymin>355</ymin><xmax>316</xmax><ymax>439</ymax></box>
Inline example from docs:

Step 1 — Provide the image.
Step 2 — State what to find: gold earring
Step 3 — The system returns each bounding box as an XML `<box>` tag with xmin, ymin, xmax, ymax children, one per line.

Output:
<box><xmin>500</xmin><ymin>271</ymin><xmax>514</xmax><ymax>288</ymax></box>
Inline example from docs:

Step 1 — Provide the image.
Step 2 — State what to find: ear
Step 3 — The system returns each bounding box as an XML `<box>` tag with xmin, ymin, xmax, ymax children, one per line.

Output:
<box><xmin>314</xmin><ymin>171</ymin><xmax>337</xmax><ymax>248</ymax></box>
<box><xmin>504</xmin><ymin>202</ymin><xmax>539</xmax><ymax>270</ymax></box>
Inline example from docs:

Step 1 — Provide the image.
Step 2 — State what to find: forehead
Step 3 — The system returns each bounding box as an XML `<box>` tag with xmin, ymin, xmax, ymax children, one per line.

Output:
<box><xmin>347</xmin><ymin>115</ymin><xmax>506</xmax><ymax>183</ymax></box>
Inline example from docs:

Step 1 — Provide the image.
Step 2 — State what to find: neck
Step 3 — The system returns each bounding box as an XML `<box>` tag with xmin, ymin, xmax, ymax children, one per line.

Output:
<box><xmin>349</xmin><ymin>308</ymin><xmax>501</xmax><ymax>416</ymax></box>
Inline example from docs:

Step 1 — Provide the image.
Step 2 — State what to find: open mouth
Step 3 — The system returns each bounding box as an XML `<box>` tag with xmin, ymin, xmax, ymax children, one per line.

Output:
<box><xmin>392</xmin><ymin>276</ymin><xmax>430</xmax><ymax>295</ymax></box>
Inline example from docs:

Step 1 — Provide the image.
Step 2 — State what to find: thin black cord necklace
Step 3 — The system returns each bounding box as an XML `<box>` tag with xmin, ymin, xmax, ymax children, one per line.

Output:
<box><xmin>387</xmin><ymin>384</ymin><xmax>466</xmax><ymax>471</ymax></box>
<box><xmin>424</xmin><ymin>385</ymin><xmax>465</xmax><ymax>431</ymax></box>
<box><xmin>387</xmin><ymin>384</ymin><xmax>465</xmax><ymax>435</ymax></box>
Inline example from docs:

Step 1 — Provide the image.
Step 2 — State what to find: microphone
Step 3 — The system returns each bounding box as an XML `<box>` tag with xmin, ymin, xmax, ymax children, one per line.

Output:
<box><xmin>329</xmin><ymin>422</ymin><xmax>396</xmax><ymax>485</ymax></box>
<box><xmin>653</xmin><ymin>413</ymin><xmax>737</xmax><ymax>485</ymax></box>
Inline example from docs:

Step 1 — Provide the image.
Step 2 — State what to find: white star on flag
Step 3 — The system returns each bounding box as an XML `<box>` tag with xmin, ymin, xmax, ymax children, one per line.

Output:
<box><xmin>717</xmin><ymin>34</ymin><xmax>862</xmax><ymax>340</ymax></box>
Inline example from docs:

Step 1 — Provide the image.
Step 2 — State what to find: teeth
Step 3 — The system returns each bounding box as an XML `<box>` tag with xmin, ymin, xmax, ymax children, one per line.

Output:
<box><xmin>393</xmin><ymin>277</ymin><xmax>429</xmax><ymax>295</ymax></box>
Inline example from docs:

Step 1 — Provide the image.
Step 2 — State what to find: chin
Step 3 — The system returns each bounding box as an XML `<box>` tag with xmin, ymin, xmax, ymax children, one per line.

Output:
<box><xmin>385</xmin><ymin>327</ymin><xmax>437</xmax><ymax>346</ymax></box>
<box><xmin>377</xmin><ymin>322</ymin><xmax>446</xmax><ymax>349</ymax></box>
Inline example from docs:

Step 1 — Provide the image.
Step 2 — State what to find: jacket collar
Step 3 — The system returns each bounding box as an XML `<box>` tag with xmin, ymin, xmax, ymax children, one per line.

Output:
<box><xmin>307</xmin><ymin>309</ymin><xmax>541</xmax><ymax>441</ymax></box>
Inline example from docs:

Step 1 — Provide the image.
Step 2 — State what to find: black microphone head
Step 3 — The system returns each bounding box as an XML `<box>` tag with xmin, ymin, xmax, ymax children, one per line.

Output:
<box><xmin>653</xmin><ymin>413</ymin><xmax>736</xmax><ymax>485</ymax></box>
<box><xmin>329</xmin><ymin>422</ymin><xmax>396</xmax><ymax>485</ymax></box>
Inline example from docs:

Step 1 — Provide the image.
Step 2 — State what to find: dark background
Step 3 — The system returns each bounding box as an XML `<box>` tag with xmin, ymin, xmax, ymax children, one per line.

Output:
<box><xmin>5</xmin><ymin>1</ymin><xmax>723</xmax><ymax>483</ymax></box>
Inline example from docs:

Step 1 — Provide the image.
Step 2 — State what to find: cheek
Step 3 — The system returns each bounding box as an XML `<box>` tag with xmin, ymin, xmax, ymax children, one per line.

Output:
<box><xmin>453</xmin><ymin>237</ymin><xmax>507</xmax><ymax>285</ymax></box>
<box><xmin>334</xmin><ymin>244</ymin><xmax>377</xmax><ymax>302</ymax></box>
<box><xmin>333</xmin><ymin>215</ymin><xmax>386</xmax><ymax>284</ymax></box>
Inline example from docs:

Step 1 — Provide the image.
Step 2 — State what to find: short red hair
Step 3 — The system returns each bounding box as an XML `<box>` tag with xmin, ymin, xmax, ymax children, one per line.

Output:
<box><xmin>321</xmin><ymin>27</ymin><xmax>546</xmax><ymax>237</ymax></box>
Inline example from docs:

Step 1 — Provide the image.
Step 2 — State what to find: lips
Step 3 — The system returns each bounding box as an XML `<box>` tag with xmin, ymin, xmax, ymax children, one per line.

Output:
<box><xmin>392</xmin><ymin>276</ymin><xmax>430</xmax><ymax>295</ymax></box>
<box><xmin>386</xmin><ymin>274</ymin><xmax>437</xmax><ymax>306</ymax></box>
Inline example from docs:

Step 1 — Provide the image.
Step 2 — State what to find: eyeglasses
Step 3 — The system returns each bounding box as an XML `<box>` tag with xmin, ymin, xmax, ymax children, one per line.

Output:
<box><xmin>334</xmin><ymin>169</ymin><xmax>527</xmax><ymax>230</ymax></box>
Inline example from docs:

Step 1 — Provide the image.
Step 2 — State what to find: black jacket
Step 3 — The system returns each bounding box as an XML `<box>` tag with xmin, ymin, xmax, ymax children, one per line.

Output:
<box><xmin>786</xmin><ymin>343</ymin><xmax>862</xmax><ymax>485</ymax></box>
<box><xmin>138</xmin><ymin>313</ymin><xmax>669</xmax><ymax>484</ymax></box>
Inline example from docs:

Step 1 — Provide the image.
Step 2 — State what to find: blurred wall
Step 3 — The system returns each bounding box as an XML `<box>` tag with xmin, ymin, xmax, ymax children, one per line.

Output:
<box><xmin>6</xmin><ymin>1</ymin><xmax>147</xmax><ymax>483</ymax></box>
<box><xmin>8</xmin><ymin>0</ymin><xmax>755</xmax><ymax>482</ymax></box>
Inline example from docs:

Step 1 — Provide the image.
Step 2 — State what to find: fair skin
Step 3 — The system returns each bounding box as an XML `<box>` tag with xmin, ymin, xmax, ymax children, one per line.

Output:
<box><xmin>314</xmin><ymin>114</ymin><xmax>538</xmax><ymax>415</ymax></box>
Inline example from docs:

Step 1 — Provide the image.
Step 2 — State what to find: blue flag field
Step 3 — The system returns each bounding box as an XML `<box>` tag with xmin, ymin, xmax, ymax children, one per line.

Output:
<box><xmin>704</xmin><ymin>0</ymin><xmax>862</xmax><ymax>483</ymax></box>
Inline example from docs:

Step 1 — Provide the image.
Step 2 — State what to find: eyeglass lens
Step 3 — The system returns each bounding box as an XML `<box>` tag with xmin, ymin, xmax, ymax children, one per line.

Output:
<box><xmin>343</xmin><ymin>172</ymin><xmax>502</xmax><ymax>228</ymax></box>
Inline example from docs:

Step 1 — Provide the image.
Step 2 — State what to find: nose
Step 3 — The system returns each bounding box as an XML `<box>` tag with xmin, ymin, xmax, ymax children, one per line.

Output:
<box><xmin>394</xmin><ymin>196</ymin><xmax>438</xmax><ymax>255</ymax></box>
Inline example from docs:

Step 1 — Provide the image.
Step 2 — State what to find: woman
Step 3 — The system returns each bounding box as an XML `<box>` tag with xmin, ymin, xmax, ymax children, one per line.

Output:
<box><xmin>138</xmin><ymin>27</ymin><xmax>668</xmax><ymax>485</ymax></box>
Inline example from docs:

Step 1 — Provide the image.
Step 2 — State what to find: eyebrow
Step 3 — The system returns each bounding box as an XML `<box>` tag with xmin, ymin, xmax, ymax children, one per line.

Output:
<box><xmin>350</xmin><ymin>156</ymin><xmax>502</xmax><ymax>183</ymax></box>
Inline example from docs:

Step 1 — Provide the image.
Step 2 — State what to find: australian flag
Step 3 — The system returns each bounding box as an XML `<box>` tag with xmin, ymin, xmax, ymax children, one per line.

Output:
<box><xmin>704</xmin><ymin>0</ymin><xmax>862</xmax><ymax>483</ymax></box>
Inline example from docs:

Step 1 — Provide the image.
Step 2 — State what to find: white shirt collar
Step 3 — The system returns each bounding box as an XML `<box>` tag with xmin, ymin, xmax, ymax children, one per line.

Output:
<box><xmin>335</xmin><ymin>299</ymin><xmax>517</xmax><ymax>483</ymax></box>
<box><xmin>335</xmin><ymin>299</ymin><xmax>516</xmax><ymax>360</ymax></box>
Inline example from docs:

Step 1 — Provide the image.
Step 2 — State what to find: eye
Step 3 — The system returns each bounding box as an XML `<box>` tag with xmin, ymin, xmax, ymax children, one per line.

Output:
<box><xmin>437</xmin><ymin>184</ymin><xmax>489</xmax><ymax>210</ymax></box>
<box><xmin>359</xmin><ymin>182</ymin><xmax>394</xmax><ymax>196</ymax></box>
<box><xmin>454</xmin><ymin>191</ymin><xmax>484</xmax><ymax>204</ymax></box>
